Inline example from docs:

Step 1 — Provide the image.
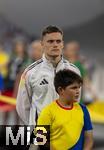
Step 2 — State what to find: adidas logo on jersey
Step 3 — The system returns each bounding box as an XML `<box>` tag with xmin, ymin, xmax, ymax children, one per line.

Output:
<box><xmin>40</xmin><ymin>79</ymin><xmax>48</xmax><ymax>85</ymax></box>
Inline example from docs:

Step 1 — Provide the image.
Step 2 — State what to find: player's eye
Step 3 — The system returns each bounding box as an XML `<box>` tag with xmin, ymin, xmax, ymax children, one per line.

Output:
<box><xmin>71</xmin><ymin>85</ymin><xmax>81</xmax><ymax>90</ymax></box>
<box><xmin>47</xmin><ymin>40</ymin><xmax>54</xmax><ymax>43</ymax></box>
<box><xmin>56</xmin><ymin>40</ymin><xmax>62</xmax><ymax>43</ymax></box>
<box><xmin>47</xmin><ymin>40</ymin><xmax>62</xmax><ymax>44</ymax></box>
<box><xmin>71</xmin><ymin>86</ymin><xmax>77</xmax><ymax>89</ymax></box>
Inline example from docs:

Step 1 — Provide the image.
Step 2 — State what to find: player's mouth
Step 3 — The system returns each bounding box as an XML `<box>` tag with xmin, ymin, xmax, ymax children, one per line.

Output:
<box><xmin>52</xmin><ymin>49</ymin><xmax>59</xmax><ymax>51</ymax></box>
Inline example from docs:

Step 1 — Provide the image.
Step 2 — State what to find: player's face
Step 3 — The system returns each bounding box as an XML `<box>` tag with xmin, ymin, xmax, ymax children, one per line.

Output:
<box><xmin>41</xmin><ymin>32</ymin><xmax>64</xmax><ymax>58</ymax></box>
<box><xmin>62</xmin><ymin>82</ymin><xmax>81</xmax><ymax>102</ymax></box>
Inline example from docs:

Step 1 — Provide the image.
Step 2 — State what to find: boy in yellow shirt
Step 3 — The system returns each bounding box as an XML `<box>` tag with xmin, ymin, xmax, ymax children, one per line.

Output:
<box><xmin>36</xmin><ymin>69</ymin><xmax>93</xmax><ymax>150</ymax></box>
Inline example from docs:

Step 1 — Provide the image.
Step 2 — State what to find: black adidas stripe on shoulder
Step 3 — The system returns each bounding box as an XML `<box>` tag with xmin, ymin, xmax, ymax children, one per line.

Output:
<box><xmin>63</xmin><ymin>59</ymin><xmax>78</xmax><ymax>69</ymax></box>
<box><xmin>70</xmin><ymin>63</ymin><xmax>78</xmax><ymax>69</ymax></box>
<box><xmin>27</xmin><ymin>59</ymin><xmax>43</xmax><ymax>71</ymax></box>
<box><xmin>63</xmin><ymin>59</ymin><xmax>68</xmax><ymax>63</ymax></box>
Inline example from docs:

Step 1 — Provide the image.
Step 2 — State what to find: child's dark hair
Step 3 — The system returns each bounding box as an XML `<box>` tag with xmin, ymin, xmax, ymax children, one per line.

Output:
<box><xmin>54</xmin><ymin>69</ymin><xmax>83</xmax><ymax>93</ymax></box>
<box><xmin>41</xmin><ymin>25</ymin><xmax>63</xmax><ymax>39</ymax></box>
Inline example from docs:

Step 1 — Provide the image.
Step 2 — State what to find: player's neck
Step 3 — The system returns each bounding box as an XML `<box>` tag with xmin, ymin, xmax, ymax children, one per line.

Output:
<box><xmin>45</xmin><ymin>54</ymin><xmax>61</xmax><ymax>68</ymax></box>
<box><xmin>58</xmin><ymin>98</ymin><xmax>73</xmax><ymax>107</ymax></box>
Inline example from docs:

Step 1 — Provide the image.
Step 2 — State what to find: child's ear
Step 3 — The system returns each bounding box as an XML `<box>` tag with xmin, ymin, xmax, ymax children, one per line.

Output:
<box><xmin>57</xmin><ymin>87</ymin><xmax>63</xmax><ymax>94</ymax></box>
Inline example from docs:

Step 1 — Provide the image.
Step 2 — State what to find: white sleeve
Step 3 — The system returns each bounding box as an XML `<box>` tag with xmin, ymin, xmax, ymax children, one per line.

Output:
<box><xmin>16</xmin><ymin>72</ymin><xmax>31</xmax><ymax>125</ymax></box>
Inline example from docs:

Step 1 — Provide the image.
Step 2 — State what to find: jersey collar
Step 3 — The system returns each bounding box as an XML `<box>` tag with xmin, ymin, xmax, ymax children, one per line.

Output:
<box><xmin>56</xmin><ymin>99</ymin><xmax>73</xmax><ymax>110</ymax></box>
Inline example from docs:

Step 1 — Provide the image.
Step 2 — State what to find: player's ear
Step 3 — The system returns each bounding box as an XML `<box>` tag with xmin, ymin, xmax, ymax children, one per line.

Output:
<box><xmin>41</xmin><ymin>40</ymin><xmax>43</xmax><ymax>46</ymax></box>
<box><xmin>41</xmin><ymin>40</ymin><xmax>45</xmax><ymax>51</ymax></box>
<box><xmin>62</xmin><ymin>40</ymin><xmax>64</xmax><ymax>49</ymax></box>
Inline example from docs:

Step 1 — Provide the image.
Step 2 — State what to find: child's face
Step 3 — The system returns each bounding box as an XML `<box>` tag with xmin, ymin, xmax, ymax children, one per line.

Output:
<box><xmin>59</xmin><ymin>82</ymin><xmax>81</xmax><ymax>102</ymax></box>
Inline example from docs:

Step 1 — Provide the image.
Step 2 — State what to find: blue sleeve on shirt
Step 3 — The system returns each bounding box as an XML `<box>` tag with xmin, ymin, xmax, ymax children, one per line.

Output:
<box><xmin>69</xmin><ymin>103</ymin><xmax>93</xmax><ymax>150</ymax></box>
<box><xmin>79</xmin><ymin>103</ymin><xmax>93</xmax><ymax>131</ymax></box>
<box><xmin>69</xmin><ymin>104</ymin><xmax>92</xmax><ymax>150</ymax></box>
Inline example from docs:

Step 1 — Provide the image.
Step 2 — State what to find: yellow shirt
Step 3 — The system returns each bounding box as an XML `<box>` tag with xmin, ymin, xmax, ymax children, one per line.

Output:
<box><xmin>37</xmin><ymin>100</ymin><xmax>84</xmax><ymax>150</ymax></box>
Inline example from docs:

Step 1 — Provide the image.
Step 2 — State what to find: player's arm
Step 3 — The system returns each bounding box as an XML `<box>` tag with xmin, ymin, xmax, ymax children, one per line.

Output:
<box><xmin>16</xmin><ymin>70</ymin><xmax>32</xmax><ymax>125</ymax></box>
<box><xmin>83</xmin><ymin>130</ymin><xmax>93</xmax><ymax>150</ymax></box>
<box><xmin>80</xmin><ymin>104</ymin><xmax>93</xmax><ymax>150</ymax></box>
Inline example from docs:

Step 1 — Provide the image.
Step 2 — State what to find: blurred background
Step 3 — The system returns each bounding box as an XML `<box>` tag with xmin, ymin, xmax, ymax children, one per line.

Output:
<box><xmin>0</xmin><ymin>0</ymin><xmax>104</xmax><ymax>149</ymax></box>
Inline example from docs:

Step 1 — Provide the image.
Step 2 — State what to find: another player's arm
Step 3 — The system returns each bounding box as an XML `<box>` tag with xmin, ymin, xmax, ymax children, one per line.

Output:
<box><xmin>16</xmin><ymin>70</ymin><xmax>32</xmax><ymax>124</ymax></box>
<box><xmin>83</xmin><ymin>130</ymin><xmax>93</xmax><ymax>150</ymax></box>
